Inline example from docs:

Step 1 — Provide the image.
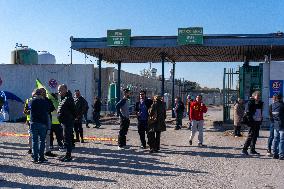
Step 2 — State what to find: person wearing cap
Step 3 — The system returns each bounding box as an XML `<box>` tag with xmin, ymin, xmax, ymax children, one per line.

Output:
<box><xmin>189</xmin><ymin>95</ymin><xmax>208</xmax><ymax>146</ymax></box>
<box><xmin>271</xmin><ymin>93</ymin><xmax>284</xmax><ymax>160</ymax></box>
<box><xmin>116</xmin><ymin>88</ymin><xmax>131</xmax><ymax>149</ymax></box>
<box><xmin>242</xmin><ymin>91</ymin><xmax>263</xmax><ymax>155</ymax></box>
<box><xmin>135</xmin><ymin>90</ymin><xmax>153</xmax><ymax>149</ymax></box>
<box><xmin>29</xmin><ymin>88</ymin><xmax>49</xmax><ymax>163</ymax></box>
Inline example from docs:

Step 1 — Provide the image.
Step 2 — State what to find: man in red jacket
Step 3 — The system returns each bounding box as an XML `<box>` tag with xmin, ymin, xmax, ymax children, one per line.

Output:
<box><xmin>189</xmin><ymin>95</ymin><xmax>207</xmax><ymax>146</ymax></box>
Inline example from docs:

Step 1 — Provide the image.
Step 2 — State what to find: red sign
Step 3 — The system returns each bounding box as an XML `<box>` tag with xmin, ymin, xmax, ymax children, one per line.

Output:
<box><xmin>48</xmin><ymin>79</ymin><xmax>58</xmax><ymax>89</ymax></box>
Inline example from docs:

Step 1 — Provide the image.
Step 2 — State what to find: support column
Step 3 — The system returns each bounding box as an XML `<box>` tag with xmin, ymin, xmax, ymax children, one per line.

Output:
<box><xmin>97</xmin><ymin>54</ymin><xmax>102</xmax><ymax>99</ymax></box>
<box><xmin>161</xmin><ymin>54</ymin><xmax>165</xmax><ymax>97</ymax></box>
<box><xmin>172</xmin><ymin>62</ymin><xmax>176</xmax><ymax>118</ymax></box>
<box><xmin>70</xmin><ymin>48</ymin><xmax>73</xmax><ymax>64</ymax></box>
<box><xmin>116</xmin><ymin>61</ymin><xmax>122</xmax><ymax>103</ymax></box>
<box><xmin>223</xmin><ymin>68</ymin><xmax>226</xmax><ymax>122</ymax></box>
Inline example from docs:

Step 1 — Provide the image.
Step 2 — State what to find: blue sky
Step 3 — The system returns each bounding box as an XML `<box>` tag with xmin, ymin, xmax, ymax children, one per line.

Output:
<box><xmin>0</xmin><ymin>0</ymin><xmax>283</xmax><ymax>88</ymax></box>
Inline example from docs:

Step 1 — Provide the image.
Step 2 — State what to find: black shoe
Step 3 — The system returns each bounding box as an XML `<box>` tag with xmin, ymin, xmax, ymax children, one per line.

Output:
<box><xmin>74</xmin><ymin>139</ymin><xmax>80</xmax><ymax>142</ymax></box>
<box><xmin>279</xmin><ymin>156</ymin><xmax>284</xmax><ymax>160</ymax></box>
<box><xmin>140</xmin><ymin>145</ymin><xmax>146</xmax><ymax>149</ymax></box>
<box><xmin>273</xmin><ymin>154</ymin><xmax>279</xmax><ymax>159</ymax></box>
<box><xmin>38</xmin><ymin>157</ymin><xmax>48</xmax><ymax>163</ymax></box>
<box><xmin>31</xmin><ymin>159</ymin><xmax>38</xmax><ymax>164</ymax></box>
<box><xmin>250</xmin><ymin>150</ymin><xmax>260</xmax><ymax>155</ymax></box>
<box><xmin>149</xmin><ymin>149</ymin><xmax>154</xmax><ymax>153</ymax></box>
<box><xmin>189</xmin><ymin>140</ymin><xmax>192</xmax><ymax>145</ymax></box>
<box><xmin>45</xmin><ymin>151</ymin><xmax>57</xmax><ymax>157</ymax></box>
<box><xmin>242</xmin><ymin>149</ymin><xmax>249</xmax><ymax>155</ymax></box>
<box><xmin>86</xmin><ymin>125</ymin><xmax>90</xmax><ymax>128</ymax></box>
<box><xmin>59</xmin><ymin>156</ymin><xmax>72</xmax><ymax>162</ymax></box>
<box><xmin>80</xmin><ymin>139</ymin><xmax>85</xmax><ymax>143</ymax></box>
<box><xmin>28</xmin><ymin>149</ymin><xmax>32</xmax><ymax>154</ymax></box>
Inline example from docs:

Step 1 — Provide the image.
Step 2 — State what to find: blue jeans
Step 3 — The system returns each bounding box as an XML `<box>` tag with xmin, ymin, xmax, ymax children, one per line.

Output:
<box><xmin>267</xmin><ymin>123</ymin><xmax>274</xmax><ymax>152</ymax></box>
<box><xmin>30</xmin><ymin>122</ymin><xmax>47</xmax><ymax>160</ymax></box>
<box><xmin>273</xmin><ymin>127</ymin><xmax>284</xmax><ymax>158</ymax></box>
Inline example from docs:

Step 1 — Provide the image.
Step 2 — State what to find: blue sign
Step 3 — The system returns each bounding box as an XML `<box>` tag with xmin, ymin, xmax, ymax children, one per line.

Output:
<box><xmin>270</xmin><ymin>80</ymin><xmax>283</xmax><ymax>97</ymax></box>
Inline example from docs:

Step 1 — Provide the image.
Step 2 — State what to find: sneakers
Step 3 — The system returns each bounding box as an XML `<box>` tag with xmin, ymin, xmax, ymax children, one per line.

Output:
<box><xmin>80</xmin><ymin>139</ymin><xmax>85</xmax><ymax>143</ymax></box>
<box><xmin>117</xmin><ymin>146</ymin><xmax>124</xmax><ymax>150</ymax></box>
<box><xmin>266</xmin><ymin>150</ymin><xmax>273</xmax><ymax>156</ymax></box>
<box><xmin>250</xmin><ymin>150</ymin><xmax>260</xmax><ymax>155</ymax></box>
<box><xmin>74</xmin><ymin>139</ymin><xmax>80</xmax><ymax>142</ymax></box>
<box><xmin>27</xmin><ymin>149</ymin><xmax>32</xmax><ymax>154</ymax></box>
<box><xmin>140</xmin><ymin>145</ymin><xmax>146</xmax><ymax>149</ymax></box>
<box><xmin>45</xmin><ymin>151</ymin><xmax>57</xmax><ymax>157</ymax></box>
<box><xmin>189</xmin><ymin>140</ymin><xmax>192</xmax><ymax>145</ymax></box>
<box><xmin>242</xmin><ymin>149</ymin><xmax>249</xmax><ymax>155</ymax></box>
<box><xmin>38</xmin><ymin>157</ymin><xmax>48</xmax><ymax>163</ymax></box>
<box><xmin>198</xmin><ymin>143</ymin><xmax>206</xmax><ymax>147</ymax></box>
<box><xmin>273</xmin><ymin>154</ymin><xmax>279</xmax><ymax>159</ymax></box>
<box><xmin>59</xmin><ymin>147</ymin><xmax>66</xmax><ymax>152</ymax></box>
<box><xmin>31</xmin><ymin>159</ymin><xmax>38</xmax><ymax>164</ymax></box>
<box><xmin>279</xmin><ymin>156</ymin><xmax>284</xmax><ymax>160</ymax></box>
<box><xmin>59</xmin><ymin>155</ymin><xmax>72</xmax><ymax>162</ymax></box>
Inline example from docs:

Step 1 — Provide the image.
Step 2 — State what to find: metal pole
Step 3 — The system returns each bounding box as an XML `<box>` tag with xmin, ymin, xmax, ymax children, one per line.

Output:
<box><xmin>161</xmin><ymin>54</ymin><xmax>165</xmax><ymax>97</ymax></box>
<box><xmin>70</xmin><ymin>48</ymin><xmax>73</xmax><ymax>64</ymax></box>
<box><xmin>172</xmin><ymin>62</ymin><xmax>176</xmax><ymax>118</ymax></box>
<box><xmin>116</xmin><ymin>61</ymin><xmax>121</xmax><ymax>103</ymax></box>
<box><xmin>223</xmin><ymin>68</ymin><xmax>226</xmax><ymax>122</ymax></box>
<box><xmin>98</xmin><ymin>54</ymin><xmax>102</xmax><ymax>99</ymax></box>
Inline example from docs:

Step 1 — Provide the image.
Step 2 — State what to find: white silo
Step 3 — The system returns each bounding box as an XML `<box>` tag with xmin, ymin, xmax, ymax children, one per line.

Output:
<box><xmin>38</xmin><ymin>51</ymin><xmax>56</xmax><ymax>64</ymax></box>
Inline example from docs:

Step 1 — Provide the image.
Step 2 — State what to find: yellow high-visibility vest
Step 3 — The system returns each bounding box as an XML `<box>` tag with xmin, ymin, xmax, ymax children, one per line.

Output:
<box><xmin>51</xmin><ymin>110</ymin><xmax>60</xmax><ymax>124</ymax></box>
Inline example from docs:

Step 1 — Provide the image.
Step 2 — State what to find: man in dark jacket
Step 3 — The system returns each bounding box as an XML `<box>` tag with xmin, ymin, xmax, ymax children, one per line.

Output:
<box><xmin>73</xmin><ymin>90</ymin><xmax>87</xmax><ymax>143</ymax></box>
<box><xmin>271</xmin><ymin>93</ymin><xmax>284</xmax><ymax>160</ymax></box>
<box><xmin>135</xmin><ymin>90</ymin><xmax>153</xmax><ymax>149</ymax></box>
<box><xmin>40</xmin><ymin>88</ymin><xmax>57</xmax><ymax>157</ymax></box>
<box><xmin>93</xmin><ymin>96</ymin><xmax>102</xmax><ymax>128</ymax></box>
<box><xmin>242</xmin><ymin>91</ymin><xmax>263</xmax><ymax>155</ymax></box>
<box><xmin>174</xmin><ymin>97</ymin><xmax>185</xmax><ymax>130</ymax></box>
<box><xmin>29</xmin><ymin>89</ymin><xmax>49</xmax><ymax>163</ymax></box>
<box><xmin>57</xmin><ymin>84</ymin><xmax>75</xmax><ymax>162</ymax></box>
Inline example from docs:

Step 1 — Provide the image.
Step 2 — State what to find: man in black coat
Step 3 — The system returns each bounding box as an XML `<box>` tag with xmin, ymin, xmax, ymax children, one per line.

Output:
<box><xmin>57</xmin><ymin>84</ymin><xmax>75</xmax><ymax>162</ymax></box>
<box><xmin>73</xmin><ymin>90</ymin><xmax>87</xmax><ymax>143</ymax></box>
<box><xmin>135</xmin><ymin>90</ymin><xmax>153</xmax><ymax>149</ymax></box>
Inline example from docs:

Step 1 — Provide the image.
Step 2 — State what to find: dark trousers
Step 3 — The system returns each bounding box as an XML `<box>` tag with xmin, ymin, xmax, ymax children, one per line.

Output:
<box><xmin>147</xmin><ymin>131</ymin><xmax>161</xmax><ymax>150</ymax></box>
<box><xmin>62</xmin><ymin>122</ymin><xmax>74</xmax><ymax>155</ymax></box>
<box><xmin>74</xmin><ymin>119</ymin><xmax>83</xmax><ymax>140</ymax></box>
<box><xmin>234</xmin><ymin>125</ymin><xmax>241</xmax><ymax>136</ymax></box>
<box><xmin>138</xmin><ymin>120</ymin><xmax>148</xmax><ymax>147</ymax></box>
<box><xmin>50</xmin><ymin>124</ymin><xmax>63</xmax><ymax>147</ymax></box>
<box><xmin>243</xmin><ymin>122</ymin><xmax>261</xmax><ymax>151</ymax></box>
<box><xmin>118</xmin><ymin>118</ymin><xmax>130</xmax><ymax>147</ymax></box>
<box><xmin>93</xmin><ymin>112</ymin><xmax>101</xmax><ymax>127</ymax></box>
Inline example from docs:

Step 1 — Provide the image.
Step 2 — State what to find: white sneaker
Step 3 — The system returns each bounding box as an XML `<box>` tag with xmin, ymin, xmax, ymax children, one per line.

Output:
<box><xmin>117</xmin><ymin>146</ymin><xmax>124</xmax><ymax>150</ymax></box>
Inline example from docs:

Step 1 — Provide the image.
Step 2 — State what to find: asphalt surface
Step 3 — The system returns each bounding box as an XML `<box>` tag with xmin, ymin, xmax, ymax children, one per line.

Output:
<box><xmin>0</xmin><ymin>106</ymin><xmax>283</xmax><ymax>189</ymax></box>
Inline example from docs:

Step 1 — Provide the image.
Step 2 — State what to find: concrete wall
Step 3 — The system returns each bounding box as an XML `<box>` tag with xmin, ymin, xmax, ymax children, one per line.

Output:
<box><xmin>0</xmin><ymin>64</ymin><xmax>95</xmax><ymax>118</ymax></box>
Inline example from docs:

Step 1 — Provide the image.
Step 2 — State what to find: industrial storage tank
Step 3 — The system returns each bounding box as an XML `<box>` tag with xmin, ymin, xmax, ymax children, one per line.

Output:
<box><xmin>38</xmin><ymin>51</ymin><xmax>56</xmax><ymax>64</ymax></box>
<box><xmin>11</xmin><ymin>46</ymin><xmax>38</xmax><ymax>64</ymax></box>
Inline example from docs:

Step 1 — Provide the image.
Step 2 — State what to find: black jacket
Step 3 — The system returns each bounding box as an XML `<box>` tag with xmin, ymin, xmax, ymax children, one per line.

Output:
<box><xmin>57</xmin><ymin>90</ymin><xmax>75</xmax><ymax>124</ymax></box>
<box><xmin>135</xmin><ymin>98</ymin><xmax>153</xmax><ymax>120</ymax></box>
<box><xmin>271</xmin><ymin>101</ymin><xmax>284</xmax><ymax>129</ymax></box>
<box><xmin>30</xmin><ymin>96</ymin><xmax>49</xmax><ymax>125</ymax></box>
<box><xmin>246</xmin><ymin>99</ymin><xmax>263</xmax><ymax>122</ymax></box>
<box><xmin>74</xmin><ymin>96</ymin><xmax>86</xmax><ymax>119</ymax></box>
<box><xmin>93</xmin><ymin>100</ymin><xmax>102</xmax><ymax>113</ymax></box>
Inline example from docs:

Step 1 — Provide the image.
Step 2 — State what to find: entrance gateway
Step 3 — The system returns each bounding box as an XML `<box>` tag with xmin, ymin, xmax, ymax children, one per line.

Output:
<box><xmin>70</xmin><ymin>29</ymin><xmax>284</xmax><ymax>122</ymax></box>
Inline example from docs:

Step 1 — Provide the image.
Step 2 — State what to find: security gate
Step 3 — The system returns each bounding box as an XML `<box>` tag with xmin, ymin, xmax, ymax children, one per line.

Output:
<box><xmin>223</xmin><ymin>68</ymin><xmax>239</xmax><ymax>123</ymax></box>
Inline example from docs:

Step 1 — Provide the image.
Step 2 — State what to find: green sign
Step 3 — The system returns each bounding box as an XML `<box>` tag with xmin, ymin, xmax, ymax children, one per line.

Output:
<box><xmin>178</xmin><ymin>27</ymin><xmax>203</xmax><ymax>45</ymax></box>
<box><xmin>107</xmin><ymin>29</ymin><xmax>131</xmax><ymax>47</ymax></box>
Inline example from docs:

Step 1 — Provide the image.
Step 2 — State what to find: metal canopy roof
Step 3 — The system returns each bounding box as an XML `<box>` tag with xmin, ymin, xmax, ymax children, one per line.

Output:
<box><xmin>70</xmin><ymin>33</ymin><xmax>284</xmax><ymax>63</ymax></box>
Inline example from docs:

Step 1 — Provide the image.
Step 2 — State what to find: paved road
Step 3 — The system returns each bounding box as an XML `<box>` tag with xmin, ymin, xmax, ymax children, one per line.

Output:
<box><xmin>0</xmin><ymin>106</ymin><xmax>283</xmax><ymax>189</ymax></box>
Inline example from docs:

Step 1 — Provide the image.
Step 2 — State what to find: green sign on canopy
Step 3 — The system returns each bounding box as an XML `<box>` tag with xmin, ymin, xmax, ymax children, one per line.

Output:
<box><xmin>107</xmin><ymin>29</ymin><xmax>131</xmax><ymax>47</ymax></box>
<box><xmin>178</xmin><ymin>27</ymin><xmax>203</xmax><ymax>45</ymax></box>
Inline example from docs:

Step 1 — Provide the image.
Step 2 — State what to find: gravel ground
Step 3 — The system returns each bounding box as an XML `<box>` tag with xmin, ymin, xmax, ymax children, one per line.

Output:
<box><xmin>0</xmin><ymin>106</ymin><xmax>283</xmax><ymax>189</ymax></box>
